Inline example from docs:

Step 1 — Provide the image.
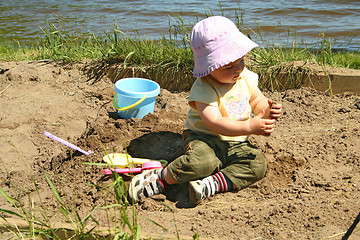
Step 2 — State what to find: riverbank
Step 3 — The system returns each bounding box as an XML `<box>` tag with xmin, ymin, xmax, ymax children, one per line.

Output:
<box><xmin>1</xmin><ymin>18</ymin><xmax>360</xmax><ymax>85</ymax></box>
<box><xmin>1</xmin><ymin>60</ymin><xmax>360</xmax><ymax>239</ymax></box>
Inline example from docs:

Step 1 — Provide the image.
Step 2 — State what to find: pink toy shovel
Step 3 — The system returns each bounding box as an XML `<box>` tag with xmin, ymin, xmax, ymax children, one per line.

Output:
<box><xmin>103</xmin><ymin>160</ymin><xmax>162</xmax><ymax>175</ymax></box>
<box><xmin>44</xmin><ymin>131</ymin><xmax>93</xmax><ymax>155</ymax></box>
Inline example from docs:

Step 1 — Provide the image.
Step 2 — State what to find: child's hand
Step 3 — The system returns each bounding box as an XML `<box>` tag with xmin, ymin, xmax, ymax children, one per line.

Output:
<box><xmin>268</xmin><ymin>99</ymin><xmax>282</xmax><ymax>120</ymax></box>
<box><xmin>249</xmin><ymin>110</ymin><xmax>276</xmax><ymax>136</ymax></box>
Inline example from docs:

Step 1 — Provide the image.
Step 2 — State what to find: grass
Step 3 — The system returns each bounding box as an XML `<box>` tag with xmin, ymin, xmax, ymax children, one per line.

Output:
<box><xmin>0</xmin><ymin>7</ymin><xmax>359</xmax><ymax>93</ymax></box>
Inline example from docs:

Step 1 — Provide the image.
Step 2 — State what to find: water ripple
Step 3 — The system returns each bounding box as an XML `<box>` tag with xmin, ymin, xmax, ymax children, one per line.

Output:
<box><xmin>0</xmin><ymin>0</ymin><xmax>359</xmax><ymax>50</ymax></box>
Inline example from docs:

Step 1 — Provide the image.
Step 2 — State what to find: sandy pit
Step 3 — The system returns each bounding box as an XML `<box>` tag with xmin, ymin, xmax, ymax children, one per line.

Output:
<box><xmin>0</xmin><ymin>60</ymin><xmax>359</xmax><ymax>239</ymax></box>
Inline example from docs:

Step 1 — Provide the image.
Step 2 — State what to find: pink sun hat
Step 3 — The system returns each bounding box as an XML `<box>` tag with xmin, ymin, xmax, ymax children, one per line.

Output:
<box><xmin>190</xmin><ymin>16</ymin><xmax>259</xmax><ymax>77</ymax></box>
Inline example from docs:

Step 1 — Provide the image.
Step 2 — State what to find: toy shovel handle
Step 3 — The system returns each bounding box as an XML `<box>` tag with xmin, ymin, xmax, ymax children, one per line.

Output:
<box><xmin>103</xmin><ymin>168</ymin><xmax>142</xmax><ymax>175</ymax></box>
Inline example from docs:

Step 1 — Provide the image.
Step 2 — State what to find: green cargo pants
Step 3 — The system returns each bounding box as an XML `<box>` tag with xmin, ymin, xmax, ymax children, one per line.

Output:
<box><xmin>167</xmin><ymin>130</ymin><xmax>267</xmax><ymax>190</ymax></box>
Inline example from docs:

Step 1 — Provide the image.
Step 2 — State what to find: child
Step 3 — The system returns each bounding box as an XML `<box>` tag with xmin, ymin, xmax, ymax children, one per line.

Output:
<box><xmin>128</xmin><ymin>16</ymin><xmax>282</xmax><ymax>205</ymax></box>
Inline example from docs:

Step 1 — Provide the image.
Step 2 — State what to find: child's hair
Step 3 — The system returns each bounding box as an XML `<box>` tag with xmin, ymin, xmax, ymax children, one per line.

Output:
<box><xmin>190</xmin><ymin>16</ymin><xmax>258</xmax><ymax>77</ymax></box>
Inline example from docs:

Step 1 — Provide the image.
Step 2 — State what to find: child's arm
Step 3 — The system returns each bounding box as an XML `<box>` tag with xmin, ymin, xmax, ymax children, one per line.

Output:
<box><xmin>195</xmin><ymin>101</ymin><xmax>276</xmax><ymax>136</ymax></box>
<box><xmin>249</xmin><ymin>87</ymin><xmax>282</xmax><ymax>119</ymax></box>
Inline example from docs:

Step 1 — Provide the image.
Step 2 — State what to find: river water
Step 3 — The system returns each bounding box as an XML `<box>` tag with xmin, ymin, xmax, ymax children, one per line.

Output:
<box><xmin>0</xmin><ymin>0</ymin><xmax>359</xmax><ymax>50</ymax></box>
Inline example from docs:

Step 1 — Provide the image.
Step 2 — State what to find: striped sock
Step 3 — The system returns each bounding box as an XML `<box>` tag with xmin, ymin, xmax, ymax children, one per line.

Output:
<box><xmin>212</xmin><ymin>172</ymin><xmax>233</xmax><ymax>193</ymax></box>
<box><xmin>158</xmin><ymin>168</ymin><xmax>170</xmax><ymax>189</ymax></box>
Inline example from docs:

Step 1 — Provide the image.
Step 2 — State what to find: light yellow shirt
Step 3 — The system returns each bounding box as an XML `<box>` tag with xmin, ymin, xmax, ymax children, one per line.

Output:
<box><xmin>185</xmin><ymin>68</ymin><xmax>258</xmax><ymax>142</ymax></box>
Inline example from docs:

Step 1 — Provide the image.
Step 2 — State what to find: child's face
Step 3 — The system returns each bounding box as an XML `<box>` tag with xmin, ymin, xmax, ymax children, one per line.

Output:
<box><xmin>209</xmin><ymin>57</ymin><xmax>245</xmax><ymax>85</ymax></box>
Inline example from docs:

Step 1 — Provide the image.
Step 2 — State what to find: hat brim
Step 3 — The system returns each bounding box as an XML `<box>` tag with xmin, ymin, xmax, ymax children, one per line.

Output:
<box><xmin>193</xmin><ymin>34</ymin><xmax>258</xmax><ymax>77</ymax></box>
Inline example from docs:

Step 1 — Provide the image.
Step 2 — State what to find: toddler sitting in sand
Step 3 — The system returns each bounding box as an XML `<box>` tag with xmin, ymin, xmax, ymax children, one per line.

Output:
<box><xmin>128</xmin><ymin>16</ymin><xmax>282</xmax><ymax>205</ymax></box>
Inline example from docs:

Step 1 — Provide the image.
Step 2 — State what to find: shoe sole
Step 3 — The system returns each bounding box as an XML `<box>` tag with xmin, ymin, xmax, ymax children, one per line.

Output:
<box><xmin>188</xmin><ymin>181</ymin><xmax>203</xmax><ymax>205</ymax></box>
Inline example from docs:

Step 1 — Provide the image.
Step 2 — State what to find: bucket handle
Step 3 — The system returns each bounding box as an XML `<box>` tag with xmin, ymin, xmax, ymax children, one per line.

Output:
<box><xmin>112</xmin><ymin>93</ymin><xmax>147</xmax><ymax>111</ymax></box>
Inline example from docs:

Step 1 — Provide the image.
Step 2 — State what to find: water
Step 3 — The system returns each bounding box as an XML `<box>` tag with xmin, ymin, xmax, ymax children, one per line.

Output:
<box><xmin>1</xmin><ymin>0</ymin><xmax>359</xmax><ymax>50</ymax></box>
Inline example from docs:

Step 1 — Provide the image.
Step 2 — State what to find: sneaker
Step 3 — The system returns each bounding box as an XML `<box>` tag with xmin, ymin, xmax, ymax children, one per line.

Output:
<box><xmin>128</xmin><ymin>168</ymin><xmax>164</xmax><ymax>203</ymax></box>
<box><xmin>189</xmin><ymin>176</ymin><xmax>217</xmax><ymax>205</ymax></box>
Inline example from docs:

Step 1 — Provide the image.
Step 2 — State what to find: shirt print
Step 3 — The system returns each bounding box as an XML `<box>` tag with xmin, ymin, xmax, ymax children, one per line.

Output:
<box><xmin>222</xmin><ymin>90</ymin><xmax>250</xmax><ymax>120</ymax></box>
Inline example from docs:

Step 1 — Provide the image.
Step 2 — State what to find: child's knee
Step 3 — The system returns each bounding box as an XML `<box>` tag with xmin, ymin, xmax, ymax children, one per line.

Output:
<box><xmin>181</xmin><ymin>157</ymin><xmax>220</xmax><ymax>180</ymax></box>
<box><xmin>167</xmin><ymin>154</ymin><xmax>220</xmax><ymax>183</ymax></box>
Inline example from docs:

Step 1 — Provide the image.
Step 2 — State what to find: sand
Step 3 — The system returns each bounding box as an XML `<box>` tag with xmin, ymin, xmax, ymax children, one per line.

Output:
<box><xmin>0</xmin><ymin>60</ymin><xmax>359</xmax><ymax>239</ymax></box>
